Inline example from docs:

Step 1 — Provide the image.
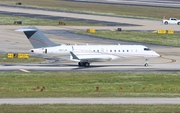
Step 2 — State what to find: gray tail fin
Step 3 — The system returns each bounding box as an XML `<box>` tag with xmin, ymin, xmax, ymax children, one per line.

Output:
<box><xmin>16</xmin><ymin>26</ymin><xmax>60</xmax><ymax>48</ymax></box>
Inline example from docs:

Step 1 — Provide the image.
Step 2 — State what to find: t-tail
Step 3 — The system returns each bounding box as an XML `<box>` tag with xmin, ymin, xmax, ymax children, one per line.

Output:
<box><xmin>16</xmin><ymin>26</ymin><xmax>60</xmax><ymax>48</ymax></box>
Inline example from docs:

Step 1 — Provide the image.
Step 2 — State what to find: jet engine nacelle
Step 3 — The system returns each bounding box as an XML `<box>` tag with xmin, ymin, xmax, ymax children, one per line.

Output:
<box><xmin>29</xmin><ymin>48</ymin><xmax>57</xmax><ymax>54</ymax></box>
<box><xmin>29</xmin><ymin>48</ymin><xmax>44</xmax><ymax>54</ymax></box>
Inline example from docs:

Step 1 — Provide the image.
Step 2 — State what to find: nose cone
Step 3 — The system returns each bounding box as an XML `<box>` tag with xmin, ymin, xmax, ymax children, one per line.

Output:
<box><xmin>153</xmin><ymin>51</ymin><xmax>160</xmax><ymax>57</ymax></box>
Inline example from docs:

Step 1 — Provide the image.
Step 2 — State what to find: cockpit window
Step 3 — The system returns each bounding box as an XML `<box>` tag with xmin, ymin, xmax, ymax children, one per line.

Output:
<box><xmin>144</xmin><ymin>48</ymin><xmax>151</xmax><ymax>51</ymax></box>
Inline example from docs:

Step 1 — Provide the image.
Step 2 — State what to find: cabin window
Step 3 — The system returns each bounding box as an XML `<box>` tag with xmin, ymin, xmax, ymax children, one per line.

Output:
<box><xmin>97</xmin><ymin>50</ymin><xmax>99</xmax><ymax>52</ymax></box>
<box><xmin>127</xmin><ymin>50</ymin><xmax>129</xmax><ymax>52</ymax></box>
<box><xmin>110</xmin><ymin>50</ymin><xmax>112</xmax><ymax>52</ymax></box>
<box><xmin>114</xmin><ymin>50</ymin><xmax>116</xmax><ymax>52</ymax></box>
<box><xmin>123</xmin><ymin>50</ymin><xmax>124</xmax><ymax>52</ymax></box>
<box><xmin>118</xmin><ymin>50</ymin><xmax>120</xmax><ymax>52</ymax></box>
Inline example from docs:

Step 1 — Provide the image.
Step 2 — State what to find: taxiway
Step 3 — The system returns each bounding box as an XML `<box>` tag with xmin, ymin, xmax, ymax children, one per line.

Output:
<box><xmin>1</xmin><ymin>98</ymin><xmax>180</xmax><ymax>105</ymax></box>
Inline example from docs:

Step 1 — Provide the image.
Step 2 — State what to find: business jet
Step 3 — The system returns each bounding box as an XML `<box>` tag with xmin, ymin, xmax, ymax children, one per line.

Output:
<box><xmin>16</xmin><ymin>26</ymin><xmax>160</xmax><ymax>67</ymax></box>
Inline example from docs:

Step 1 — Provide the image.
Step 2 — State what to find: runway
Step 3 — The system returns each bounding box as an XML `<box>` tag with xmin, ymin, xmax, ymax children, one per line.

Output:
<box><xmin>1</xmin><ymin>98</ymin><xmax>180</xmax><ymax>105</ymax></box>
<box><xmin>0</xmin><ymin>55</ymin><xmax>179</xmax><ymax>72</ymax></box>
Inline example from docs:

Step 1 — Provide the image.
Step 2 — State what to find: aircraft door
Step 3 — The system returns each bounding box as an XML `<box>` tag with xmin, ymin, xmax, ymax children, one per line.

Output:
<box><xmin>72</xmin><ymin>46</ymin><xmax>74</xmax><ymax>51</ymax></box>
<box><xmin>45</xmin><ymin>49</ymin><xmax>47</xmax><ymax>54</ymax></box>
<box><xmin>101</xmin><ymin>48</ymin><xmax>104</xmax><ymax>53</ymax></box>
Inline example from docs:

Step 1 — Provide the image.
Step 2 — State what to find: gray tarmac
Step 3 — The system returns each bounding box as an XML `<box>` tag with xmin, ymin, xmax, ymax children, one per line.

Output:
<box><xmin>0</xmin><ymin>63</ymin><xmax>180</xmax><ymax>72</ymax></box>
<box><xmin>1</xmin><ymin>98</ymin><xmax>180</xmax><ymax>105</ymax></box>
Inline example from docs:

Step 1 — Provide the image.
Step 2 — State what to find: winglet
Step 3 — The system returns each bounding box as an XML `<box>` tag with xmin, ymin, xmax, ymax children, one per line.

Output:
<box><xmin>70</xmin><ymin>51</ymin><xmax>79</xmax><ymax>60</ymax></box>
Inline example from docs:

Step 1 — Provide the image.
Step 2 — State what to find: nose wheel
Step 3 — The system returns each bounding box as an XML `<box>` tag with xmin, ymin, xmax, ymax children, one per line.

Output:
<box><xmin>144</xmin><ymin>59</ymin><xmax>149</xmax><ymax>67</ymax></box>
<box><xmin>144</xmin><ymin>63</ymin><xmax>148</xmax><ymax>67</ymax></box>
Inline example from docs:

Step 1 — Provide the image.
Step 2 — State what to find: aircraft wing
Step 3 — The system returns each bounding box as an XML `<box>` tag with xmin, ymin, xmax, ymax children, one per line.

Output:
<box><xmin>70</xmin><ymin>51</ymin><xmax>118</xmax><ymax>62</ymax></box>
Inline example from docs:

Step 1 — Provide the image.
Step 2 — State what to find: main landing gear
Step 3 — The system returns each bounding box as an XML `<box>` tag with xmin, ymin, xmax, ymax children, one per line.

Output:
<box><xmin>144</xmin><ymin>59</ymin><xmax>149</xmax><ymax>67</ymax></box>
<box><xmin>78</xmin><ymin>62</ymin><xmax>90</xmax><ymax>67</ymax></box>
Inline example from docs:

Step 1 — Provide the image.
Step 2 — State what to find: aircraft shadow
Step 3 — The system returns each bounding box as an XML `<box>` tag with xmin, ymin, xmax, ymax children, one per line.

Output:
<box><xmin>1</xmin><ymin>63</ymin><xmax>143</xmax><ymax>68</ymax></box>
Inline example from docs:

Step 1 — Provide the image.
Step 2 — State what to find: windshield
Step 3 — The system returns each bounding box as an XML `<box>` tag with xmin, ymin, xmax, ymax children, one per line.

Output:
<box><xmin>144</xmin><ymin>48</ymin><xmax>151</xmax><ymax>51</ymax></box>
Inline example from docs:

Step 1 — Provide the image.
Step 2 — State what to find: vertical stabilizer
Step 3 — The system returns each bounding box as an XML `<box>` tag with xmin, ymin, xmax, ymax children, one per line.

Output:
<box><xmin>16</xmin><ymin>26</ymin><xmax>60</xmax><ymax>48</ymax></box>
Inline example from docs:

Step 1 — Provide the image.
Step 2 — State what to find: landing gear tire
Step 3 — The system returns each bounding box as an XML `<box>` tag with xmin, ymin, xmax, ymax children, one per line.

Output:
<box><xmin>78</xmin><ymin>62</ymin><xmax>84</xmax><ymax>66</ymax></box>
<box><xmin>84</xmin><ymin>62</ymin><xmax>90</xmax><ymax>67</ymax></box>
<box><xmin>78</xmin><ymin>62</ymin><xmax>90</xmax><ymax>67</ymax></box>
<box><xmin>144</xmin><ymin>59</ymin><xmax>149</xmax><ymax>67</ymax></box>
<box><xmin>144</xmin><ymin>63</ymin><xmax>148</xmax><ymax>67</ymax></box>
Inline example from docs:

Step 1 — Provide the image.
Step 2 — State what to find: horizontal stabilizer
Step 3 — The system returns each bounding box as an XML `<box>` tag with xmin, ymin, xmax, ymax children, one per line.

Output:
<box><xmin>15</xmin><ymin>28</ymin><xmax>37</xmax><ymax>32</ymax></box>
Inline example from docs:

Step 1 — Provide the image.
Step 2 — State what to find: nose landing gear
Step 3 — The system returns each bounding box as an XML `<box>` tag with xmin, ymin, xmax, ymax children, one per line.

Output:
<box><xmin>144</xmin><ymin>59</ymin><xmax>149</xmax><ymax>67</ymax></box>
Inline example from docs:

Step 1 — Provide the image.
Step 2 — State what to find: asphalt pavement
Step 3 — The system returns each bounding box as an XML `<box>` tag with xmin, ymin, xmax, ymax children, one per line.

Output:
<box><xmin>1</xmin><ymin>98</ymin><xmax>180</xmax><ymax>105</ymax></box>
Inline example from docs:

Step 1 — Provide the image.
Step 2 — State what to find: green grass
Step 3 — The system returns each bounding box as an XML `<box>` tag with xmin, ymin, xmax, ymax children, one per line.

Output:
<box><xmin>0</xmin><ymin>14</ymin><xmax>103</xmax><ymax>26</ymax></box>
<box><xmin>1</xmin><ymin>0</ymin><xmax>180</xmax><ymax>19</ymax></box>
<box><xmin>78</xmin><ymin>30</ymin><xmax>180</xmax><ymax>46</ymax></box>
<box><xmin>1</xmin><ymin>72</ymin><xmax>180</xmax><ymax>97</ymax></box>
<box><xmin>0</xmin><ymin>54</ymin><xmax>45</xmax><ymax>63</ymax></box>
<box><xmin>0</xmin><ymin>104</ymin><xmax>180</xmax><ymax>113</ymax></box>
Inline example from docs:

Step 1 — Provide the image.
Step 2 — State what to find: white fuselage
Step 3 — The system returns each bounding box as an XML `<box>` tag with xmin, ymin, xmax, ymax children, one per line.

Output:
<box><xmin>30</xmin><ymin>44</ymin><xmax>159</xmax><ymax>62</ymax></box>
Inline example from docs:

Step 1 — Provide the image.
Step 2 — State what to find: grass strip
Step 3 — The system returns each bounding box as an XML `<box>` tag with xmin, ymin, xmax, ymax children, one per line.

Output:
<box><xmin>0</xmin><ymin>104</ymin><xmax>180</xmax><ymax>113</ymax></box>
<box><xmin>0</xmin><ymin>54</ymin><xmax>45</xmax><ymax>63</ymax></box>
<box><xmin>78</xmin><ymin>30</ymin><xmax>180</xmax><ymax>46</ymax></box>
<box><xmin>0</xmin><ymin>72</ymin><xmax>180</xmax><ymax>97</ymax></box>
<box><xmin>1</xmin><ymin>0</ymin><xmax>180</xmax><ymax>19</ymax></box>
<box><xmin>0</xmin><ymin>14</ymin><xmax>103</xmax><ymax>26</ymax></box>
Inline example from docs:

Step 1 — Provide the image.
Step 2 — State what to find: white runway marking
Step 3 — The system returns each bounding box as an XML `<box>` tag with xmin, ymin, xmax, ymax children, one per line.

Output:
<box><xmin>19</xmin><ymin>69</ymin><xmax>30</xmax><ymax>72</ymax></box>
